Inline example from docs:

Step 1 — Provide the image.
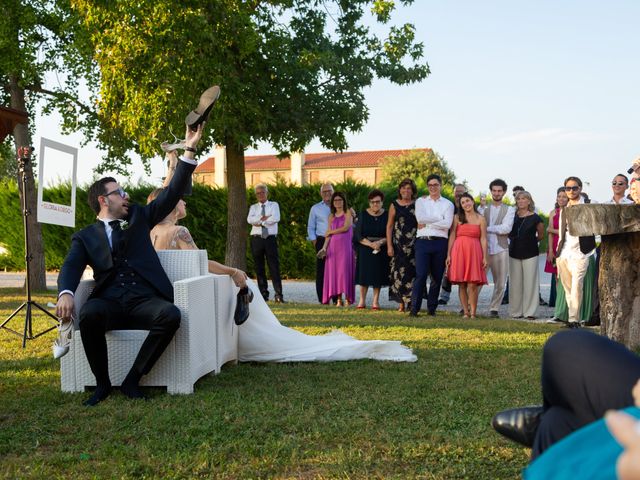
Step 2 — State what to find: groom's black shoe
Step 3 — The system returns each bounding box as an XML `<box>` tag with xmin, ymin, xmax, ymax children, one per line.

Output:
<box><xmin>492</xmin><ymin>406</ymin><xmax>544</xmax><ymax>448</ymax></box>
<box><xmin>185</xmin><ymin>85</ymin><xmax>221</xmax><ymax>131</ymax></box>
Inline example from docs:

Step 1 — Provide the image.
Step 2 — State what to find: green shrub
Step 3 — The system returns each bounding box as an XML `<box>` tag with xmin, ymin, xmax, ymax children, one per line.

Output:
<box><xmin>0</xmin><ymin>179</ymin><xmax>546</xmax><ymax>278</ymax></box>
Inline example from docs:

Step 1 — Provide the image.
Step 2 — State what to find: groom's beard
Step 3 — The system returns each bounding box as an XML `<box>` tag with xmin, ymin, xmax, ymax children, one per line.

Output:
<box><xmin>106</xmin><ymin>198</ymin><xmax>128</xmax><ymax>219</ymax></box>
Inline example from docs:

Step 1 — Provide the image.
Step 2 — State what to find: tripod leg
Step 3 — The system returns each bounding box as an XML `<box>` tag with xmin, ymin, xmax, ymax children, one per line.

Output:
<box><xmin>0</xmin><ymin>302</ymin><xmax>27</xmax><ymax>329</ymax></box>
<box><xmin>27</xmin><ymin>301</ymin><xmax>60</xmax><ymax>340</ymax></box>
<box><xmin>22</xmin><ymin>303</ymin><xmax>30</xmax><ymax>348</ymax></box>
<box><xmin>32</xmin><ymin>301</ymin><xmax>61</xmax><ymax>322</ymax></box>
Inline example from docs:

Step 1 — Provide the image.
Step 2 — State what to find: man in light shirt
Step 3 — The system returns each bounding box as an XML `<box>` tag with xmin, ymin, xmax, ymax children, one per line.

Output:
<box><xmin>605</xmin><ymin>174</ymin><xmax>634</xmax><ymax>205</ymax></box>
<box><xmin>556</xmin><ymin>176</ymin><xmax>597</xmax><ymax>326</ymax></box>
<box><xmin>409</xmin><ymin>174</ymin><xmax>454</xmax><ymax>317</ymax></box>
<box><xmin>247</xmin><ymin>184</ymin><xmax>284</xmax><ymax>303</ymax></box>
<box><xmin>307</xmin><ymin>183</ymin><xmax>334</xmax><ymax>303</ymax></box>
<box><xmin>484</xmin><ymin>179</ymin><xmax>515</xmax><ymax>318</ymax></box>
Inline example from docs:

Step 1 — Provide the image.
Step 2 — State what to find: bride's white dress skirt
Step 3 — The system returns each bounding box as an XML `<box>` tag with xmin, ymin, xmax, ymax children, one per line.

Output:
<box><xmin>238</xmin><ymin>281</ymin><xmax>417</xmax><ymax>363</ymax></box>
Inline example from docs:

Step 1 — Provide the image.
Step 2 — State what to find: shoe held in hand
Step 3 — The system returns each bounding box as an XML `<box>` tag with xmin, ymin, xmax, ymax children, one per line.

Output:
<box><xmin>53</xmin><ymin>317</ymin><xmax>74</xmax><ymax>359</ymax></box>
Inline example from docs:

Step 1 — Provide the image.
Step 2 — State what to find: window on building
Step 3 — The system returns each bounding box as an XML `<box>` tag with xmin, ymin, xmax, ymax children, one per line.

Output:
<box><xmin>309</xmin><ymin>171</ymin><xmax>320</xmax><ymax>183</ymax></box>
<box><xmin>251</xmin><ymin>173</ymin><xmax>261</xmax><ymax>185</ymax></box>
<box><xmin>344</xmin><ymin>170</ymin><xmax>354</xmax><ymax>180</ymax></box>
<box><xmin>375</xmin><ymin>169</ymin><xmax>383</xmax><ymax>184</ymax></box>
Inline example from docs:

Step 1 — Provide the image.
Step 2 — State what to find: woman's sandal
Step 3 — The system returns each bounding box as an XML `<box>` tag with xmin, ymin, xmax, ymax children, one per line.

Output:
<box><xmin>53</xmin><ymin>317</ymin><xmax>74</xmax><ymax>359</ymax></box>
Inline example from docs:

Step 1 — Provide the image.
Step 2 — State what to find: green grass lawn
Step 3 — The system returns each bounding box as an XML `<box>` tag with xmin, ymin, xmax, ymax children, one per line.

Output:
<box><xmin>0</xmin><ymin>288</ymin><xmax>560</xmax><ymax>479</ymax></box>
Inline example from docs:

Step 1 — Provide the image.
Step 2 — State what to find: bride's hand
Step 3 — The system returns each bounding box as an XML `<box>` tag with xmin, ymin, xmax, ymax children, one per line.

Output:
<box><xmin>231</xmin><ymin>269</ymin><xmax>248</xmax><ymax>288</ymax></box>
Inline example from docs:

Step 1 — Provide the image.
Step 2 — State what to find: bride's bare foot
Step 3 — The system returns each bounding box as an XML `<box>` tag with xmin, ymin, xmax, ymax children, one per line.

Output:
<box><xmin>336</xmin><ymin>298</ymin><xmax>343</xmax><ymax>307</ymax></box>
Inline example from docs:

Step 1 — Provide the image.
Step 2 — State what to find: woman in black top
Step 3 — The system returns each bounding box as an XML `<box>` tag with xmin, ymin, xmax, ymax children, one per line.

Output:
<box><xmin>508</xmin><ymin>191</ymin><xmax>544</xmax><ymax>319</ymax></box>
<box><xmin>354</xmin><ymin>189</ymin><xmax>390</xmax><ymax>310</ymax></box>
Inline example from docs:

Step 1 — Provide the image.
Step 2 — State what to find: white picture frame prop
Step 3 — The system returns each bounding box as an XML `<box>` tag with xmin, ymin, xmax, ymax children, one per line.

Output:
<box><xmin>37</xmin><ymin>138</ymin><xmax>78</xmax><ymax>228</ymax></box>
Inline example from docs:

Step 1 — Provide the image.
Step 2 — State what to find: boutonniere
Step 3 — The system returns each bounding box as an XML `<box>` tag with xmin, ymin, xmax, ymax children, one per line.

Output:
<box><xmin>119</xmin><ymin>220</ymin><xmax>129</xmax><ymax>231</ymax></box>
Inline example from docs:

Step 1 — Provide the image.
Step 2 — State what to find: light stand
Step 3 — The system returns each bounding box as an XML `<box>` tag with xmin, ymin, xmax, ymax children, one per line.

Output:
<box><xmin>0</xmin><ymin>146</ymin><xmax>59</xmax><ymax>347</ymax></box>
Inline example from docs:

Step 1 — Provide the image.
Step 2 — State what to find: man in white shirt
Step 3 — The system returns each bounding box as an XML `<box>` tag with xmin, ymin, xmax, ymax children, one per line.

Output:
<box><xmin>247</xmin><ymin>184</ymin><xmax>284</xmax><ymax>303</ymax></box>
<box><xmin>307</xmin><ymin>183</ymin><xmax>334</xmax><ymax>303</ymax></box>
<box><xmin>409</xmin><ymin>174</ymin><xmax>454</xmax><ymax>316</ymax></box>
<box><xmin>604</xmin><ymin>174</ymin><xmax>634</xmax><ymax>205</ymax></box>
<box><xmin>484</xmin><ymin>179</ymin><xmax>515</xmax><ymax>318</ymax></box>
<box><xmin>556</xmin><ymin>176</ymin><xmax>597</xmax><ymax>326</ymax></box>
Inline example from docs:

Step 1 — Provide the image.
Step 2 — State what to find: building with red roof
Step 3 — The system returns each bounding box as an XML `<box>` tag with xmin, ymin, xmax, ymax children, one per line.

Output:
<box><xmin>194</xmin><ymin>147</ymin><xmax>431</xmax><ymax>187</ymax></box>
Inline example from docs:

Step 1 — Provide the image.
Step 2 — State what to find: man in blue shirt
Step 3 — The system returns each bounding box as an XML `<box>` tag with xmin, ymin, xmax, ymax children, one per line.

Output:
<box><xmin>307</xmin><ymin>183</ymin><xmax>334</xmax><ymax>303</ymax></box>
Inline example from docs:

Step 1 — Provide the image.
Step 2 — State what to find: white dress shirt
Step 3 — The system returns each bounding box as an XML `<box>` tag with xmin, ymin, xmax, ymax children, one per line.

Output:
<box><xmin>415</xmin><ymin>195</ymin><xmax>454</xmax><ymax>238</ymax></box>
<box><xmin>486</xmin><ymin>204</ymin><xmax>515</xmax><ymax>255</ymax></box>
<box><xmin>558</xmin><ymin>197</ymin><xmax>596</xmax><ymax>260</ymax></box>
<box><xmin>604</xmin><ymin>196</ymin><xmax>634</xmax><ymax>205</ymax></box>
<box><xmin>98</xmin><ymin>218</ymin><xmax>119</xmax><ymax>249</ymax></box>
<box><xmin>247</xmin><ymin>200</ymin><xmax>281</xmax><ymax>236</ymax></box>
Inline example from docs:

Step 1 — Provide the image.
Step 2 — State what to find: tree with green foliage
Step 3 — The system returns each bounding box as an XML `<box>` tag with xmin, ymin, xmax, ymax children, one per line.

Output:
<box><xmin>0</xmin><ymin>0</ymin><xmax>96</xmax><ymax>289</ymax></box>
<box><xmin>380</xmin><ymin>148</ymin><xmax>457</xmax><ymax>188</ymax></box>
<box><xmin>70</xmin><ymin>0</ymin><xmax>429</xmax><ymax>268</ymax></box>
<box><xmin>0</xmin><ymin>139</ymin><xmax>16</xmax><ymax>179</ymax></box>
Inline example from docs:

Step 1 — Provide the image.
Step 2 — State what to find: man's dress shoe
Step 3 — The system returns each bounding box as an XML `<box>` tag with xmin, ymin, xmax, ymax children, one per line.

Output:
<box><xmin>492</xmin><ymin>406</ymin><xmax>544</xmax><ymax>448</ymax></box>
<box><xmin>185</xmin><ymin>85</ymin><xmax>221</xmax><ymax>131</ymax></box>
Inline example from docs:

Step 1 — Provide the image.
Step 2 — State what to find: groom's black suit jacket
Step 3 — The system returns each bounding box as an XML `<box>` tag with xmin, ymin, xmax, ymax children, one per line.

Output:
<box><xmin>57</xmin><ymin>159</ymin><xmax>196</xmax><ymax>302</ymax></box>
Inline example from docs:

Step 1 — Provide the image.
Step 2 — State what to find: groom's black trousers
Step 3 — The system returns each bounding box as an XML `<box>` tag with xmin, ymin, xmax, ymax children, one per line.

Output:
<box><xmin>532</xmin><ymin>330</ymin><xmax>640</xmax><ymax>459</ymax></box>
<box><xmin>78</xmin><ymin>279</ymin><xmax>180</xmax><ymax>386</ymax></box>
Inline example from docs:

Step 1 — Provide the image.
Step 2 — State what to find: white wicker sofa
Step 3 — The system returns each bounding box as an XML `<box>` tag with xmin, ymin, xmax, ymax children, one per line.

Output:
<box><xmin>60</xmin><ymin>249</ymin><xmax>238</xmax><ymax>394</ymax></box>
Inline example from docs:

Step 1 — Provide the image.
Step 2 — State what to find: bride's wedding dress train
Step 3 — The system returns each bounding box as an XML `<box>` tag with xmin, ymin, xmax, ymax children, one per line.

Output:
<box><xmin>238</xmin><ymin>281</ymin><xmax>417</xmax><ymax>363</ymax></box>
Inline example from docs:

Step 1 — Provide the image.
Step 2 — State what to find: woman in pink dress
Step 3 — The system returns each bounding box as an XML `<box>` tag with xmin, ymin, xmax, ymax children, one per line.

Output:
<box><xmin>544</xmin><ymin>187</ymin><xmax>568</xmax><ymax>307</ymax></box>
<box><xmin>319</xmin><ymin>192</ymin><xmax>356</xmax><ymax>306</ymax></box>
<box><xmin>445</xmin><ymin>193</ymin><xmax>488</xmax><ymax>318</ymax></box>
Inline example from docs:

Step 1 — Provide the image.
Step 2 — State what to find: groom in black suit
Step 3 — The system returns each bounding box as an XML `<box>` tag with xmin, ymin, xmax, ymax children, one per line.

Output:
<box><xmin>56</xmin><ymin>125</ymin><xmax>204</xmax><ymax>406</ymax></box>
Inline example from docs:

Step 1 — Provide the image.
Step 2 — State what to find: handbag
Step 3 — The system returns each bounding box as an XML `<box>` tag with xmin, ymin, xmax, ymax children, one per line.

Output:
<box><xmin>234</xmin><ymin>286</ymin><xmax>254</xmax><ymax>325</ymax></box>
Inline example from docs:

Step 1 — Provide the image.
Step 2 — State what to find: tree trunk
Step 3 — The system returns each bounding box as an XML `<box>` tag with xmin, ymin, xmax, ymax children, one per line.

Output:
<box><xmin>565</xmin><ymin>204</ymin><xmax>640</xmax><ymax>349</ymax></box>
<box><xmin>224</xmin><ymin>140</ymin><xmax>247</xmax><ymax>270</ymax></box>
<box><xmin>9</xmin><ymin>75</ymin><xmax>47</xmax><ymax>291</ymax></box>
<box><xmin>599</xmin><ymin>232</ymin><xmax>640</xmax><ymax>349</ymax></box>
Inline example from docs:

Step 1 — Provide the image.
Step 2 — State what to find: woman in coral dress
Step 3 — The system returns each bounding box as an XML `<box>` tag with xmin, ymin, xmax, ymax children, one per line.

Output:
<box><xmin>319</xmin><ymin>191</ymin><xmax>356</xmax><ymax>306</ymax></box>
<box><xmin>445</xmin><ymin>193</ymin><xmax>488</xmax><ymax>318</ymax></box>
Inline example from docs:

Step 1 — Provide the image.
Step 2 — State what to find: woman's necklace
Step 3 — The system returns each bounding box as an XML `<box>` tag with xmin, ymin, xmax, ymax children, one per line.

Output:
<box><xmin>515</xmin><ymin>212</ymin><xmax>530</xmax><ymax>238</ymax></box>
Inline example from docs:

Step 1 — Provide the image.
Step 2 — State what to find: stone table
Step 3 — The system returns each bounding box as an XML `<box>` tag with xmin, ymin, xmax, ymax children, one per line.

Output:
<box><xmin>565</xmin><ymin>204</ymin><xmax>640</xmax><ymax>349</ymax></box>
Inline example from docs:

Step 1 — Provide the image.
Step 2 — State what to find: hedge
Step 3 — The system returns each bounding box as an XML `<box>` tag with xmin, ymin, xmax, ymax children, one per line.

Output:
<box><xmin>0</xmin><ymin>179</ymin><xmax>546</xmax><ymax>279</ymax></box>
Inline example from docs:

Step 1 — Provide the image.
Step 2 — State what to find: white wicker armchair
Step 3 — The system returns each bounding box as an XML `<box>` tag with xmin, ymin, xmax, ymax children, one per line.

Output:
<box><xmin>60</xmin><ymin>249</ymin><xmax>238</xmax><ymax>394</ymax></box>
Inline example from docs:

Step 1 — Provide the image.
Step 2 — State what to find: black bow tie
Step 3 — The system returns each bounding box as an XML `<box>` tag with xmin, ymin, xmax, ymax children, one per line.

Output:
<box><xmin>109</xmin><ymin>220</ymin><xmax>122</xmax><ymax>230</ymax></box>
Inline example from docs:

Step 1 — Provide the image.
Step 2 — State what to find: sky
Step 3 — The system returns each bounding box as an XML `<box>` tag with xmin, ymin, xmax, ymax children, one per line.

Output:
<box><xmin>34</xmin><ymin>0</ymin><xmax>640</xmax><ymax>212</ymax></box>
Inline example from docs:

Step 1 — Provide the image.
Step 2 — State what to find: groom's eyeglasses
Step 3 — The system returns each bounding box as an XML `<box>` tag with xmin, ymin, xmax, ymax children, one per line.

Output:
<box><xmin>564</xmin><ymin>186</ymin><xmax>580</xmax><ymax>192</ymax></box>
<box><xmin>103</xmin><ymin>187</ymin><xmax>127</xmax><ymax>199</ymax></box>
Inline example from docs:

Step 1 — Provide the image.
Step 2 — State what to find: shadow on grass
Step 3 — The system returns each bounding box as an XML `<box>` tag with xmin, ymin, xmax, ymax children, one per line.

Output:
<box><xmin>0</xmin><ymin>293</ymin><xmax>541</xmax><ymax>478</ymax></box>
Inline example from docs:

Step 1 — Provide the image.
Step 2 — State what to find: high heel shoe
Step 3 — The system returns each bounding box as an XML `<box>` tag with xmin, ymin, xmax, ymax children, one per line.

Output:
<box><xmin>53</xmin><ymin>317</ymin><xmax>74</xmax><ymax>359</ymax></box>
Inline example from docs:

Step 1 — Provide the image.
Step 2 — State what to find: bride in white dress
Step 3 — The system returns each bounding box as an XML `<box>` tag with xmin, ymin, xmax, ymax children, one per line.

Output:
<box><xmin>148</xmin><ymin>160</ymin><xmax>417</xmax><ymax>363</ymax></box>
<box><xmin>239</xmin><ymin>279</ymin><xmax>416</xmax><ymax>362</ymax></box>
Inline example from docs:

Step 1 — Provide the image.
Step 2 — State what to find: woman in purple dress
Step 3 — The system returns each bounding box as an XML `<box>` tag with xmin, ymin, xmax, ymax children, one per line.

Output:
<box><xmin>544</xmin><ymin>187</ymin><xmax>568</xmax><ymax>308</ymax></box>
<box><xmin>319</xmin><ymin>192</ymin><xmax>356</xmax><ymax>306</ymax></box>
